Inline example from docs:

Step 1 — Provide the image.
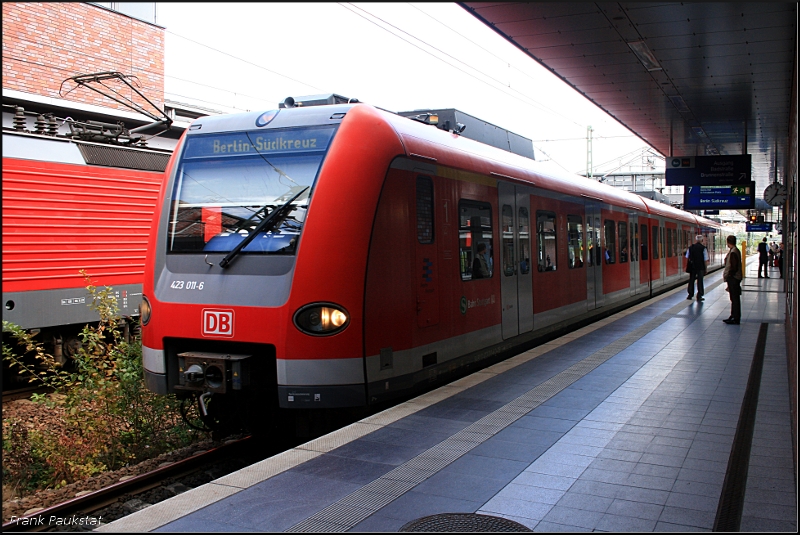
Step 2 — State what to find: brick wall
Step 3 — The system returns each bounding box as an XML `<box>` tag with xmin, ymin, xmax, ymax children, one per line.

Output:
<box><xmin>2</xmin><ymin>2</ymin><xmax>164</xmax><ymax>113</ymax></box>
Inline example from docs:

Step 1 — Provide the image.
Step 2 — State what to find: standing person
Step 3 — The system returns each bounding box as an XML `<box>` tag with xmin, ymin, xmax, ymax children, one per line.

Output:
<box><xmin>723</xmin><ymin>235</ymin><xmax>743</xmax><ymax>324</ymax></box>
<box><xmin>757</xmin><ymin>237</ymin><xmax>769</xmax><ymax>278</ymax></box>
<box><xmin>472</xmin><ymin>242</ymin><xmax>490</xmax><ymax>279</ymax></box>
<box><xmin>777</xmin><ymin>243</ymin><xmax>784</xmax><ymax>278</ymax></box>
<box><xmin>686</xmin><ymin>235</ymin><xmax>709</xmax><ymax>301</ymax></box>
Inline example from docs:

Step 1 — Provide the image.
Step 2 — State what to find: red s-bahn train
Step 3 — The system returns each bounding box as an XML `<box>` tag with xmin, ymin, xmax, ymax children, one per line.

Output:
<box><xmin>140</xmin><ymin>100</ymin><xmax>725</xmax><ymax>426</ymax></box>
<box><xmin>2</xmin><ymin>116</ymin><xmax>170</xmax><ymax>370</ymax></box>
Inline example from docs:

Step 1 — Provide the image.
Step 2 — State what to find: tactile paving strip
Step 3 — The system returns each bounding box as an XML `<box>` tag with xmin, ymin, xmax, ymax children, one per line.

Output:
<box><xmin>285</xmin><ymin>310</ymin><xmax>679</xmax><ymax>532</ymax></box>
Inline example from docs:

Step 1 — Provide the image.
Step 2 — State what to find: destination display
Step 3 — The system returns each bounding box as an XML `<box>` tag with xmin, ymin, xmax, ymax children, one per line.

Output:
<box><xmin>683</xmin><ymin>183</ymin><xmax>755</xmax><ymax>210</ymax></box>
<box><xmin>666</xmin><ymin>154</ymin><xmax>751</xmax><ymax>186</ymax></box>
<box><xmin>746</xmin><ymin>222</ymin><xmax>773</xmax><ymax>232</ymax></box>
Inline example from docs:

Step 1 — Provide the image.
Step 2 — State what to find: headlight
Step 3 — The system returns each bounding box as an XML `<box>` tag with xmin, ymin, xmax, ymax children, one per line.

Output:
<box><xmin>293</xmin><ymin>303</ymin><xmax>349</xmax><ymax>336</ymax></box>
<box><xmin>140</xmin><ymin>295</ymin><xmax>152</xmax><ymax>325</ymax></box>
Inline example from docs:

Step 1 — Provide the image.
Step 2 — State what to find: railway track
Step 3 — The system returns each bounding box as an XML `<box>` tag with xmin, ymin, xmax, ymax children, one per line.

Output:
<box><xmin>2</xmin><ymin>435</ymin><xmax>267</xmax><ymax>532</ymax></box>
<box><xmin>2</xmin><ymin>385</ymin><xmax>50</xmax><ymax>403</ymax></box>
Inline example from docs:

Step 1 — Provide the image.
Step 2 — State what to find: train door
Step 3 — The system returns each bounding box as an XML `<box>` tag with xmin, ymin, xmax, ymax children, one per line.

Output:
<box><xmin>625</xmin><ymin>214</ymin><xmax>636</xmax><ymax>296</ymax></box>
<box><xmin>415</xmin><ymin>176</ymin><xmax>439</xmax><ymax>328</ymax></box>
<box><xmin>585</xmin><ymin>204</ymin><xmax>604</xmax><ymax>309</ymax></box>
<box><xmin>498</xmin><ymin>182</ymin><xmax>533</xmax><ymax>339</ymax></box>
<box><xmin>650</xmin><ymin>218</ymin><xmax>666</xmax><ymax>289</ymax></box>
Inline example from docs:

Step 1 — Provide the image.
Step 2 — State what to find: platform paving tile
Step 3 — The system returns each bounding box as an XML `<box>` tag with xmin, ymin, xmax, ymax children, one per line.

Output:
<box><xmin>556</xmin><ymin>491</ymin><xmax>614</xmax><ymax>513</ymax></box>
<box><xmin>541</xmin><ymin>505</ymin><xmax>604</xmax><ymax>530</ymax></box>
<box><xmin>291</xmin><ymin>454</ymin><xmax>396</xmax><ymax>485</ymax></box>
<box><xmin>665</xmin><ymin>491</ymin><xmax>719</xmax><ymax>513</ymax></box>
<box><xmin>469</xmin><ymin>438</ymin><xmax>550</xmax><ymax>463</ymax></box>
<box><xmin>479</xmin><ymin>494</ymin><xmax>555</xmax><ymax>521</ymax></box>
<box><xmin>612</xmin><ymin>485</ymin><xmax>671</xmax><ymax>505</ymax></box>
<box><xmin>739</xmin><ymin>516</ymin><xmax>797</xmax><ymax>532</ymax></box>
<box><xmin>605</xmin><ymin>498</ymin><xmax>664</xmax><ymax>520</ymax></box>
<box><xmin>740</xmin><ymin>501</ymin><xmax>797</xmax><ymax>523</ymax></box>
<box><xmin>596</xmin><ymin>512</ymin><xmax>658</xmax><ymax>532</ymax></box>
<box><xmin>348</xmin><ymin>512</ymin><xmax>408</xmax><ymax>532</ymax></box>
<box><xmin>371</xmin><ymin>490</ymin><xmax>482</xmax><ymax>523</ymax></box>
<box><xmin>526</xmin><ymin>459</ymin><xmax>591</xmax><ymax>479</ymax></box>
<box><xmin>154</xmin><ymin>518</ymin><xmax>259</xmax><ymax>532</ymax></box>
<box><xmin>512</xmin><ymin>471</ymin><xmax>576</xmax><ymax>491</ymax></box>
<box><xmin>654</xmin><ymin>520</ymin><xmax>710</xmax><ymax>532</ymax></box>
<box><xmin>412</xmin><ymin>470</ymin><xmax>509</xmax><ymax>502</ymax></box>
<box><xmin>533</xmin><ymin>520</ymin><xmax>589</xmax><ymax>532</ymax></box>
<box><xmin>596</xmin><ymin>448</ymin><xmax>643</xmax><ymax>463</ymax></box>
<box><xmin>657</xmin><ymin>505</ymin><xmax>716</xmax><ymax>529</ymax></box>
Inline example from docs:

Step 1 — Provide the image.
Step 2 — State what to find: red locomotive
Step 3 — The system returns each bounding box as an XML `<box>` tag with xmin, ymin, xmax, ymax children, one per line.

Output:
<box><xmin>140</xmin><ymin>99</ymin><xmax>724</xmax><ymax>427</ymax></box>
<box><xmin>2</xmin><ymin>113</ymin><xmax>170</xmax><ymax>371</ymax></box>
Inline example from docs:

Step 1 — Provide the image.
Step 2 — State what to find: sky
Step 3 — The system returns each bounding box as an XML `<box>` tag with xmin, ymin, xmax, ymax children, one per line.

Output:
<box><xmin>156</xmin><ymin>3</ymin><xmax>659</xmax><ymax>177</ymax></box>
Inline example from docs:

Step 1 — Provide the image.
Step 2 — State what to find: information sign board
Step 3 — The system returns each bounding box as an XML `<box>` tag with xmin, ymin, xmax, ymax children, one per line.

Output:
<box><xmin>703</xmin><ymin>210</ymin><xmax>719</xmax><ymax>215</ymax></box>
<box><xmin>683</xmin><ymin>182</ymin><xmax>755</xmax><ymax>210</ymax></box>
<box><xmin>666</xmin><ymin>154</ymin><xmax>751</xmax><ymax>186</ymax></box>
<box><xmin>746</xmin><ymin>223</ymin><xmax>773</xmax><ymax>232</ymax></box>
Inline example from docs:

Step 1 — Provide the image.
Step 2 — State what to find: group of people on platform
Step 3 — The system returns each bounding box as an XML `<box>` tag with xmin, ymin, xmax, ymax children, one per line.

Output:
<box><xmin>686</xmin><ymin>234</ymin><xmax>783</xmax><ymax>326</ymax></box>
<box><xmin>757</xmin><ymin>237</ymin><xmax>784</xmax><ymax>278</ymax></box>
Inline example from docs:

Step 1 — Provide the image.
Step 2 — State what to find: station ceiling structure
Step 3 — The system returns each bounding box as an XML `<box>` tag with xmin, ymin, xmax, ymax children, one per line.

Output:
<box><xmin>460</xmin><ymin>2</ymin><xmax>797</xmax><ymax>199</ymax></box>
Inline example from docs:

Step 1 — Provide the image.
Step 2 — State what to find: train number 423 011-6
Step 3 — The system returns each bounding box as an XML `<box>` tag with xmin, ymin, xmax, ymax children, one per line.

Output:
<box><xmin>170</xmin><ymin>280</ymin><xmax>204</xmax><ymax>290</ymax></box>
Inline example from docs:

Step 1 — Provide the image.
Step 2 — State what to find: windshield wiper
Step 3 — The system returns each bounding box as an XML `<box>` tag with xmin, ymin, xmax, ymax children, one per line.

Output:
<box><xmin>218</xmin><ymin>186</ymin><xmax>309</xmax><ymax>269</ymax></box>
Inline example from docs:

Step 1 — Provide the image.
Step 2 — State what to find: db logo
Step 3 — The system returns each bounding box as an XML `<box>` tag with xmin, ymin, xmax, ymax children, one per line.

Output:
<box><xmin>202</xmin><ymin>309</ymin><xmax>234</xmax><ymax>337</ymax></box>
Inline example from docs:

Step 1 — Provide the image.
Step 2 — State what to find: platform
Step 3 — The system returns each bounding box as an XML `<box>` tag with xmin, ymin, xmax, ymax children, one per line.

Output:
<box><xmin>99</xmin><ymin>261</ymin><xmax>795</xmax><ymax>532</ymax></box>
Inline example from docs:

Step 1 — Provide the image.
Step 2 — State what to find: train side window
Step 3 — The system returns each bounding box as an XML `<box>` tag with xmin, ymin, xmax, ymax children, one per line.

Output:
<box><xmin>502</xmin><ymin>205</ymin><xmax>515</xmax><ymax>276</ymax></box>
<box><xmin>416</xmin><ymin>176</ymin><xmax>434</xmax><ymax>244</ymax></box>
<box><xmin>567</xmin><ymin>215</ymin><xmax>583</xmax><ymax>268</ymax></box>
<box><xmin>459</xmin><ymin>201</ymin><xmax>493</xmax><ymax>280</ymax></box>
<box><xmin>651</xmin><ymin>226</ymin><xmax>659</xmax><ymax>259</ymax></box>
<box><xmin>536</xmin><ymin>211</ymin><xmax>557</xmax><ymax>272</ymax></box>
<box><xmin>519</xmin><ymin>207</ymin><xmax>531</xmax><ymax>275</ymax></box>
<box><xmin>603</xmin><ymin>220</ymin><xmax>616</xmax><ymax>264</ymax></box>
<box><xmin>618</xmin><ymin>221</ymin><xmax>628</xmax><ymax>263</ymax></box>
<box><xmin>666</xmin><ymin>228</ymin><xmax>673</xmax><ymax>258</ymax></box>
<box><xmin>672</xmin><ymin>229</ymin><xmax>678</xmax><ymax>257</ymax></box>
<box><xmin>631</xmin><ymin>222</ymin><xmax>638</xmax><ymax>262</ymax></box>
<box><xmin>660</xmin><ymin>227</ymin><xmax>665</xmax><ymax>258</ymax></box>
<box><xmin>641</xmin><ymin>224</ymin><xmax>649</xmax><ymax>260</ymax></box>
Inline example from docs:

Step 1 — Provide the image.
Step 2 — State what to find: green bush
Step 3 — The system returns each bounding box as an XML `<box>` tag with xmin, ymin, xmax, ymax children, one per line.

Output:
<box><xmin>2</xmin><ymin>272</ymin><xmax>202</xmax><ymax>494</ymax></box>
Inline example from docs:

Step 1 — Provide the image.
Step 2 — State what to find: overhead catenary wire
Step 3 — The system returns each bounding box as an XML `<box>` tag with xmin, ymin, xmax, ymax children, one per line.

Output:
<box><xmin>165</xmin><ymin>28</ymin><xmax>325</xmax><ymax>92</ymax></box>
<box><xmin>337</xmin><ymin>3</ymin><xmax>586</xmax><ymax>130</ymax></box>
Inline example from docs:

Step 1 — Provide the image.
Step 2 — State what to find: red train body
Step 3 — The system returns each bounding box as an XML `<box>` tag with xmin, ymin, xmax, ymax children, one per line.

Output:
<box><xmin>2</xmin><ymin>128</ymin><xmax>169</xmax><ymax>360</ymax></box>
<box><xmin>141</xmin><ymin>103</ymin><xmax>724</xmax><ymax>420</ymax></box>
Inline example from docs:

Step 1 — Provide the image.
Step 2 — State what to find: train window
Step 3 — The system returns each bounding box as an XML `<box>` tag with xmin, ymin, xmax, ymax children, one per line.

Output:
<box><xmin>630</xmin><ymin>222</ymin><xmax>638</xmax><ymax>262</ymax></box>
<box><xmin>502</xmin><ymin>205</ymin><xmax>515</xmax><ymax>276</ymax></box>
<box><xmin>459</xmin><ymin>201</ymin><xmax>493</xmax><ymax>280</ymax></box>
<box><xmin>536</xmin><ymin>211</ymin><xmax>557</xmax><ymax>272</ymax></box>
<box><xmin>660</xmin><ymin>227</ymin><xmax>665</xmax><ymax>258</ymax></box>
<box><xmin>594</xmin><ymin>217</ymin><xmax>602</xmax><ymax>265</ymax></box>
<box><xmin>651</xmin><ymin>226</ymin><xmax>659</xmax><ymax>259</ymax></box>
<box><xmin>641</xmin><ymin>224</ymin><xmax>649</xmax><ymax>260</ymax></box>
<box><xmin>618</xmin><ymin>221</ymin><xmax>628</xmax><ymax>263</ymax></box>
<box><xmin>519</xmin><ymin>207</ymin><xmax>531</xmax><ymax>275</ymax></box>
<box><xmin>666</xmin><ymin>228</ymin><xmax>673</xmax><ymax>258</ymax></box>
<box><xmin>604</xmin><ymin>220</ymin><xmax>616</xmax><ymax>264</ymax></box>
<box><xmin>167</xmin><ymin>125</ymin><xmax>337</xmax><ymax>255</ymax></box>
<box><xmin>567</xmin><ymin>215</ymin><xmax>583</xmax><ymax>268</ymax></box>
<box><xmin>416</xmin><ymin>176</ymin><xmax>434</xmax><ymax>244</ymax></box>
<box><xmin>672</xmin><ymin>229</ymin><xmax>678</xmax><ymax>257</ymax></box>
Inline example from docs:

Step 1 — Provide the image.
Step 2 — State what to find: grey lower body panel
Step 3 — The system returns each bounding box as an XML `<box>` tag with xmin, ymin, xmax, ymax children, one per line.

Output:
<box><xmin>144</xmin><ymin>369</ymin><xmax>169</xmax><ymax>395</ymax></box>
<box><xmin>2</xmin><ymin>285</ymin><xmax>142</xmax><ymax>330</ymax></box>
<box><xmin>277</xmin><ymin>384</ymin><xmax>367</xmax><ymax>409</ymax></box>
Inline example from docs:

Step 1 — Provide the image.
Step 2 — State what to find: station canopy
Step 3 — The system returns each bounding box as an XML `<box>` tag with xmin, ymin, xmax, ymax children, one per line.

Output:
<box><xmin>460</xmin><ymin>2</ymin><xmax>796</xmax><ymax>200</ymax></box>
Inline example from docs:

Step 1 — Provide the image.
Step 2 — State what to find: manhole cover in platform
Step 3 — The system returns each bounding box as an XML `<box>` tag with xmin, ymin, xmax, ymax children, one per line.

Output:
<box><xmin>399</xmin><ymin>513</ymin><xmax>532</xmax><ymax>532</ymax></box>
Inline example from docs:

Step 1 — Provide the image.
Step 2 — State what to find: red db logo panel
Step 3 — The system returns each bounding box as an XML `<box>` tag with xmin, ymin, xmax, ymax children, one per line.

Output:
<box><xmin>202</xmin><ymin>309</ymin><xmax>234</xmax><ymax>338</ymax></box>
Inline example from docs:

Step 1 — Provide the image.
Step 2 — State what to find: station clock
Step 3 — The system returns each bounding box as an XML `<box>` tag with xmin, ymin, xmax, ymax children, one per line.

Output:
<box><xmin>763</xmin><ymin>182</ymin><xmax>787</xmax><ymax>206</ymax></box>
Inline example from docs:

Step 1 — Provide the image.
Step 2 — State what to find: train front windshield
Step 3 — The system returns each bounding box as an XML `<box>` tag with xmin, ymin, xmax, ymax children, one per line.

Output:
<box><xmin>167</xmin><ymin>125</ymin><xmax>337</xmax><ymax>255</ymax></box>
